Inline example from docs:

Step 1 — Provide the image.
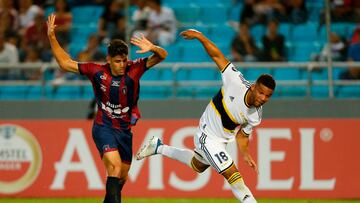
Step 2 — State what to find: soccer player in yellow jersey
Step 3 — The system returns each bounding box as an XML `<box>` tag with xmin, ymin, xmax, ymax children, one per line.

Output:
<box><xmin>137</xmin><ymin>29</ymin><xmax>276</xmax><ymax>203</ymax></box>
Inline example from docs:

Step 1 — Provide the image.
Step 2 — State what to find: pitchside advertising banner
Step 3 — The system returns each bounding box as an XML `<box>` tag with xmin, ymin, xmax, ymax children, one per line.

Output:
<box><xmin>0</xmin><ymin>119</ymin><xmax>359</xmax><ymax>198</ymax></box>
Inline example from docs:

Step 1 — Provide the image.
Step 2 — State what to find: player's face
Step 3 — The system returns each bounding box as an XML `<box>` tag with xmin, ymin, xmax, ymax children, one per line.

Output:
<box><xmin>252</xmin><ymin>83</ymin><xmax>273</xmax><ymax>107</ymax></box>
<box><xmin>108</xmin><ymin>54</ymin><xmax>128</xmax><ymax>76</ymax></box>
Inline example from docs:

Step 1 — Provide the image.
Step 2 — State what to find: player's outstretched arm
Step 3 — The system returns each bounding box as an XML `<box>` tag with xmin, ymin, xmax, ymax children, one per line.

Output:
<box><xmin>180</xmin><ymin>29</ymin><xmax>229</xmax><ymax>72</ymax></box>
<box><xmin>47</xmin><ymin>14</ymin><xmax>78</xmax><ymax>73</ymax></box>
<box><xmin>236</xmin><ymin>129</ymin><xmax>258</xmax><ymax>174</ymax></box>
<box><xmin>130</xmin><ymin>34</ymin><xmax>168</xmax><ymax>68</ymax></box>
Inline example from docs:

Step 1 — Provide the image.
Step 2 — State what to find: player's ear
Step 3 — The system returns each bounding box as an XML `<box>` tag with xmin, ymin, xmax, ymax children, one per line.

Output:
<box><xmin>250</xmin><ymin>84</ymin><xmax>255</xmax><ymax>91</ymax></box>
<box><xmin>106</xmin><ymin>55</ymin><xmax>111</xmax><ymax>63</ymax></box>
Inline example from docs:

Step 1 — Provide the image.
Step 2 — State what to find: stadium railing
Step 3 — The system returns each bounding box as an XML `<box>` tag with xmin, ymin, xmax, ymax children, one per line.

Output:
<box><xmin>0</xmin><ymin>62</ymin><xmax>359</xmax><ymax>99</ymax></box>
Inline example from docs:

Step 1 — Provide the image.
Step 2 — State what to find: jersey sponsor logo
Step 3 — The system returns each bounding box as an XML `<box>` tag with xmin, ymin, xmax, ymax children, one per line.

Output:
<box><xmin>111</xmin><ymin>81</ymin><xmax>120</xmax><ymax>87</ymax></box>
<box><xmin>239</xmin><ymin>112</ymin><xmax>248</xmax><ymax>125</ymax></box>
<box><xmin>231</xmin><ymin>66</ymin><xmax>238</xmax><ymax>72</ymax></box>
<box><xmin>100</xmin><ymin>74</ymin><xmax>107</xmax><ymax>80</ymax></box>
<box><xmin>122</xmin><ymin>86</ymin><xmax>127</xmax><ymax>95</ymax></box>
<box><xmin>229</xmin><ymin>96</ymin><xmax>235</xmax><ymax>102</ymax></box>
<box><xmin>101</xmin><ymin>102</ymin><xmax>129</xmax><ymax>119</ymax></box>
<box><xmin>0</xmin><ymin>124</ymin><xmax>42</xmax><ymax>194</ymax></box>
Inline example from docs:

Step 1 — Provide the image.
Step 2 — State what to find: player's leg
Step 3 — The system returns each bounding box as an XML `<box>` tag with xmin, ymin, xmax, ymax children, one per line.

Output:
<box><xmin>136</xmin><ymin>135</ymin><xmax>210</xmax><ymax>173</ymax></box>
<box><xmin>118</xmin><ymin>162</ymin><xmax>131</xmax><ymax>202</ymax></box>
<box><xmin>116</xmin><ymin>128</ymin><xmax>134</xmax><ymax>201</ymax></box>
<box><xmin>92</xmin><ymin>124</ymin><xmax>122</xmax><ymax>203</ymax></box>
<box><xmin>221</xmin><ymin>164</ymin><xmax>257</xmax><ymax>203</ymax></box>
<box><xmin>197</xmin><ymin>133</ymin><xmax>257</xmax><ymax>203</ymax></box>
<box><xmin>102</xmin><ymin>151</ymin><xmax>122</xmax><ymax>203</ymax></box>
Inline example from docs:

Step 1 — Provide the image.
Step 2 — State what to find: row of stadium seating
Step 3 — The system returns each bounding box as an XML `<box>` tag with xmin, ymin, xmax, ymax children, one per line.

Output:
<box><xmin>0</xmin><ymin>83</ymin><xmax>358</xmax><ymax>100</ymax></box>
<box><xmin>10</xmin><ymin>0</ymin><xmax>353</xmax><ymax>100</ymax></box>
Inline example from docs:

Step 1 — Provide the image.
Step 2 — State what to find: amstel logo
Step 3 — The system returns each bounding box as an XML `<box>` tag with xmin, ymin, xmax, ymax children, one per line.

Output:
<box><xmin>0</xmin><ymin>124</ymin><xmax>42</xmax><ymax>194</ymax></box>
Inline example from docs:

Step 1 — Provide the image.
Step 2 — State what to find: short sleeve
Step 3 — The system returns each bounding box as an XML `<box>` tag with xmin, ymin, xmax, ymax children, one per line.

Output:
<box><xmin>78</xmin><ymin>62</ymin><xmax>99</xmax><ymax>78</ymax></box>
<box><xmin>128</xmin><ymin>57</ymin><xmax>148</xmax><ymax>81</ymax></box>
<box><xmin>221</xmin><ymin>63</ymin><xmax>251</xmax><ymax>88</ymax></box>
<box><xmin>242</xmin><ymin>107</ymin><xmax>262</xmax><ymax>136</ymax></box>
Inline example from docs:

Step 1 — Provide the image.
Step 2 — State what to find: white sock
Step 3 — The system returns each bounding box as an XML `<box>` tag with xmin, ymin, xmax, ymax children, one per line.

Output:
<box><xmin>157</xmin><ymin>145</ymin><xmax>194</xmax><ymax>168</ymax></box>
<box><xmin>230</xmin><ymin>179</ymin><xmax>257</xmax><ymax>203</ymax></box>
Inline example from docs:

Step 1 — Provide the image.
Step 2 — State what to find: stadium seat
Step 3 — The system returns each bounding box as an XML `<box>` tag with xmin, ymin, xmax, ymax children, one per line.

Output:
<box><xmin>71</xmin><ymin>6</ymin><xmax>104</xmax><ymax>25</ymax></box>
<box><xmin>250</xmin><ymin>25</ymin><xmax>266</xmax><ymax>42</ymax></box>
<box><xmin>173</xmin><ymin>6</ymin><xmax>201</xmax><ymax>25</ymax></box>
<box><xmin>291</xmin><ymin>23</ymin><xmax>318</xmax><ymax>42</ymax></box>
<box><xmin>181</xmin><ymin>44</ymin><xmax>211</xmax><ymax>62</ymax></box>
<box><xmin>140</xmin><ymin>86</ymin><xmax>172</xmax><ymax>99</ymax></box>
<box><xmin>52</xmin><ymin>86</ymin><xmax>82</xmax><ymax>100</ymax></box>
<box><xmin>228</xmin><ymin>3</ymin><xmax>243</xmax><ymax>22</ymax></box>
<box><xmin>209</xmin><ymin>25</ymin><xmax>236</xmax><ymax>44</ymax></box>
<box><xmin>163</xmin><ymin>45</ymin><xmax>182</xmax><ymax>62</ymax></box>
<box><xmin>0</xmin><ymin>86</ymin><xmax>28</xmax><ymax>100</ymax></box>
<box><xmin>311</xmin><ymin>86</ymin><xmax>329</xmax><ymax>98</ymax></box>
<box><xmin>273</xmin><ymin>68</ymin><xmax>302</xmax><ymax>80</ymax></box>
<box><xmin>291</xmin><ymin>42</ymin><xmax>320</xmax><ymax>61</ymax></box>
<box><xmin>188</xmin><ymin>68</ymin><xmax>219</xmax><ymax>81</ymax></box>
<box><xmin>335</xmin><ymin>85</ymin><xmax>360</xmax><ymax>98</ymax></box>
<box><xmin>199</xmin><ymin>6</ymin><xmax>228</xmax><ymax>26</ymax></box>
<box><xmin>275</xmin><ymin>86</ymin><xmax>307</xmax><ymax>98</ymax></box>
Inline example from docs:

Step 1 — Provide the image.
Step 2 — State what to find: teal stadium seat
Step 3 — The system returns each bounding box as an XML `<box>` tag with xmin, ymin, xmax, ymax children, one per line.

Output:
<box><xmin>71</xmin><ymin>6</ymin><xmax>104</xmax><ymax>25</ymax></box>
<box><xmin>291</xmin><ymin>23</ymin><xmax>318</xmax><ymax>42</ymax></box>
<box><xmin>250</xmin><ymin>25</ymin><xmax>266</xmax><ymax>42</ymax></box>
<box><xmin>163</xmin><ymin>44</ymin><xmax>182</xmax><ymax>62</ymax></box>
<box><xmin>51</xmin><ymin>86</ymin><xmax>82</xmax><ymax>100</ymax></box>
<box><xmin>181</xmin><ymin>44</ymin><xmax>211</xmax><ymax>62</ymax></box>
<box><xmin>0</xmin><ymin>86</ymin><xmax>28</xmax><ymax>99</ymax></box>
<box><xmin>335</xmin><ymin>86</ymin><xmax>360</xmax><ymax>98</ymax></box>
<box><xmin>209</xmin><ymin>25</ymin><xmax>236</xmax><ymax>44</ymax></box>
<box><xmin>189</xmin><ymin>68</ymin><xmax>219</xmax><ymax>81</ymax></box>
<box><xmin>174</xmin><ymin>6</ymin><xmax>201</xmax><ymax>25</ymax></box>
<box><xmin>199</xmin><ymin>6</ymin><xmax>228</xmax><ymax>26</ymax></box>
<box><xmin>291</xmin><ymin>43</ymin><xmax>320</xmax><ymax>61</ymax></box>
<box><xmin>228</xmin><ymin>3</ymin><xmax>243</xmax><ymax>22</ymax></box>
<box><xmin>140</xmin><ymin>86</ymin><xmax>172</xmax><ymax>99</ymax></box>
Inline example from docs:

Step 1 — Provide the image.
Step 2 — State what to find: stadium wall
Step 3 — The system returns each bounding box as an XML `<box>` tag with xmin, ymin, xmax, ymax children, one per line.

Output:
<box><xmin>0</xmin><ymin>99</ymin><xmax>359</xmax><ymax>119</ymax></box>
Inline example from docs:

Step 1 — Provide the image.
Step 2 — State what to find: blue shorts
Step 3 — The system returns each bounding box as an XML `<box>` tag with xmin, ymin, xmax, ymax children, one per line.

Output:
<box><xmin>92</xmin><ymin>123</ymin><xmax>133</xmax><ymax>164</ymax></box>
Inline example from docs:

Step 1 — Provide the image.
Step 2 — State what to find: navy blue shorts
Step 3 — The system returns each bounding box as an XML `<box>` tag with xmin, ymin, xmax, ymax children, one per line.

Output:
<box><xmin>92</xmin><ymin>123</ymin><xmax>133</xmax><ymax>164</ymax></box>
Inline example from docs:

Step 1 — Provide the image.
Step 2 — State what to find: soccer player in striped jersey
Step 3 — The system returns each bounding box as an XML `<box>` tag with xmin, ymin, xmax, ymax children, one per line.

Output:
<box><xmin>47</xmin><ymin>14</ymin><xmax>167</xmax><ymax>203</ymax></box>
<box><xmin>136</xmin><ymin>29</ymin><xmax>275</xmax><ymax>203</ymax></box>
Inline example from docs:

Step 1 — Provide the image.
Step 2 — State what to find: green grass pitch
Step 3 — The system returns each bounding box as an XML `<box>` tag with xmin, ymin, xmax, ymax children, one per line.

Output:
<box><xmin>0</xmin><ymin>198</ymin><xmax>359</xmax><ymax>203</ymax></box>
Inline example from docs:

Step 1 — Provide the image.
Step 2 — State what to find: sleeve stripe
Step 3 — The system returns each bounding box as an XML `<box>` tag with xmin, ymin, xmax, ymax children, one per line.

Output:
<box><xmin>221</xmin><ymin>62</ymin><xmax>231</xmax><ymax>73</ymax></box>
<box><xmin>241</xmin><ymin>128</ymin><xmax>250</xmax><ymax>136</ymax></box>
<box><xmin>77</xmin><ymin>63</ymin><xmax>84</xmax><ymax>75</ymax></box>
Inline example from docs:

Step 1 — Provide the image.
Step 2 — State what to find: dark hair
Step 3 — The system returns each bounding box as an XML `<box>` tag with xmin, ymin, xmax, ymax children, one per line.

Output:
<box><xmin>107</xmin><ymin>39</ymin><xmax>128</xmax><ymax>57</ymax></box>
<box><xmin>148</xmin><ymin>0</ymin><xmax>162</xmax><ymax>5</ymax></box>
<box><xmin>256</xmin><ymin>74</ymin><xmax>276</xmax><ymax>90</ymax></box>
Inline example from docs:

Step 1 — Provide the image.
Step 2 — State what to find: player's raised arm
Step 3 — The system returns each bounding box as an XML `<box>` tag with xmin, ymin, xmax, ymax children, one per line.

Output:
<box><xmin>180</xmin><ymin>29</ymin><xmax>229</xmax><ymax>72</ymax></box>
<box><xmin>130</xmin><ymin>34</ymin><xmax>168</xmax><ymax>68</ymax></box>
<box><xmin>47</xmin><ymin>14</ymin><xmax>78</xmax><ymax>73</ymax></box>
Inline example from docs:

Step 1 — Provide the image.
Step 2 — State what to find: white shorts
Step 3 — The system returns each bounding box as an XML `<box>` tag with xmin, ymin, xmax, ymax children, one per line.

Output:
<box><xmin>193</xmin><ymin>130</ymin><xmax>234</xmax><ymax>173</ymax></box>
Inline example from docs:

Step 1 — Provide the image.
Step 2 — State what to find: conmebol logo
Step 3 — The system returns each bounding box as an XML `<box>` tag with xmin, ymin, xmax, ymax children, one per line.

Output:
<box><xmin>0</xmin><ymin>124</ymin><xmax>42</xmax><ymax>194</ymax></box>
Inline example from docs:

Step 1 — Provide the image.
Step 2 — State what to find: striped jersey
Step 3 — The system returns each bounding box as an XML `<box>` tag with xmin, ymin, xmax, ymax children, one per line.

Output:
<box><xmin>79</xmin><ymin>58</ymin><xmax>148</xmax><ymax>130</ymax></box>
<box><xmin>199</xmin><ymin>63</ymin><xmax>262</xmax><ymax>143</ymax></box>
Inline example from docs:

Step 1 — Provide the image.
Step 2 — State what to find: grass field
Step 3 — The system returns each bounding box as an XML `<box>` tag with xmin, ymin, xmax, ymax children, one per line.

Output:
<box><xmin>0</xmin><ymin>198</ymin><xmax>359</xmax><ymax>203</ymax></box>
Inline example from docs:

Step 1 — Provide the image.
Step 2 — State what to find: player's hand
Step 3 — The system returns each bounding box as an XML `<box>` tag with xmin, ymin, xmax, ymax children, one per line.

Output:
<box><xmin>180</xmin><ymin>29</ymin><xmax>202</xmax><ymax>40</ymax></box>
<box><xmin>243</xmin><ymin>154</ymin><xmax>258</xmax><ymax>174</ymax></box>
<box><xmin>47</xmin><ymin>13</ymin><xmax>57</xmax><ymax>37</ymax></box>
<box><xmin>130</xmin><ymin>34</ymin><xmax>154</xmax><ymax>54</ymax></box>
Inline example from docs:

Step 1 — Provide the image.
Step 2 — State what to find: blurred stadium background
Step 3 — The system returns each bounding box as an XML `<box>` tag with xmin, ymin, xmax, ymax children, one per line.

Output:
<box><xmin>0</xmin><ymin>0</ymin><xmax>359</xmax><ymax>202</ymax></box>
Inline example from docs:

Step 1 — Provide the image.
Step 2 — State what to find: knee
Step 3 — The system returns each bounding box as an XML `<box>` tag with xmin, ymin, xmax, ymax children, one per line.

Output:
<box><xmin>106</xmin><ymin>162</ymin><xmax>122</xmax><ymax>176</ymax></box>
<box><xmin>191</xmin><ymin>157</ymin><xmax>209</xmax><ymax>173</ymax></box>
